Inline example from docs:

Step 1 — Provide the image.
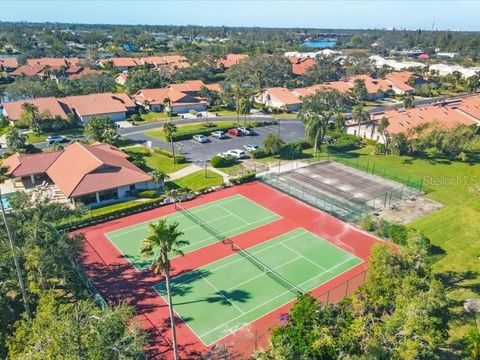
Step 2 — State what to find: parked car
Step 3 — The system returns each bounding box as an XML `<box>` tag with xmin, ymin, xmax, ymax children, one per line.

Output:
<box><xmin>193</xmin><ymin>134</ymin><xmax>209</xmax><ymax>143</ymax></box>
<box><xmin>211</xmin><ymin>130</ymin><xmax>228</xmax><ymax>139</ymax></box>
<box><xmin>47</xmin><ymin>135</ymin><xmax>69</xmax><ymax>144</ymax></box>
<box><xmin>238</xmin><ymin>127</ymin><xmax>253</xmax><ymax>136</ymax></box>
<box><xmin>227</xmin><ymin>128</ymin><xmax>242</xmax><ymax>136</ymax></box>
<box><xmin>226</xmin><ymin>149</ymin><xmax>249</xmax><ymax>159</ymax></box>
<box><xmin>243</xmin><ymin>144</ymin><xmax>259</xmax><ymax>152</ymax></box>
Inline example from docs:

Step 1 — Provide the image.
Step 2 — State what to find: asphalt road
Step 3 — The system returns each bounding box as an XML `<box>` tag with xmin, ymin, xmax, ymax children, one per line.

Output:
<box><xmin>0</xmin><ymin>116</ymin><xmax>306</xmax><ymax>161</ymax></box>
<box><xmin>123</xmin><ymin>118</ymin><xmax>306</xmax><ymax>161</ymax></box>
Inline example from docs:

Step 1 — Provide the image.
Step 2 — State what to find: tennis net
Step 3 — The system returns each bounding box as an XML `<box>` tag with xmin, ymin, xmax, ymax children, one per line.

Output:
<box><xmin>174</xmin><ymin>202</ymin><xmax>304</xmax><ymax>295</ymax></box>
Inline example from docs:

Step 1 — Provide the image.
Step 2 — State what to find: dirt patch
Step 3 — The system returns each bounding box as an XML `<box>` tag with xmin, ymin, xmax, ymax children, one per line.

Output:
<box><xmin>375</xmin><ymin>196</ymin><xmax>443</xmax><ymax>224</ymax></box>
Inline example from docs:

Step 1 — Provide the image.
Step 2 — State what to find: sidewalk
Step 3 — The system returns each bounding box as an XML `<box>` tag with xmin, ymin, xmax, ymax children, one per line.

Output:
<box><xmin>168</xmin><ymin>164</ymin><xmax>202</xmax><ymax>180</ymax></box>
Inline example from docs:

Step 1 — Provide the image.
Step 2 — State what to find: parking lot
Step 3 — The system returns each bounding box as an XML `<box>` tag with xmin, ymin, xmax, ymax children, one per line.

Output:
<box><xmin>125</xmin><ymin>120</ymin><xmax>306</xmax><ymax>161</ymax></box>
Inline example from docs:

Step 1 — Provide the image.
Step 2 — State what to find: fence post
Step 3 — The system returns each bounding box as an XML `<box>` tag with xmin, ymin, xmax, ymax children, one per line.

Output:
<box><xmin>345</xmin><ymin>279</ymin><xmax>350</xmax><ymax>296</ymax></box>
<box><xmin>371</xmin><ymin>163</ymin><xmax>375</xmax><ymax>175</ymax></box>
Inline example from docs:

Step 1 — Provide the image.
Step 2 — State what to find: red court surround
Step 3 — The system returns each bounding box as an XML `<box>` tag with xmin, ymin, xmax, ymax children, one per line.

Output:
<box><xmin>75</xmin><ymin>181</ymin><xmax>388</xmax><ymax>359</ymax></box>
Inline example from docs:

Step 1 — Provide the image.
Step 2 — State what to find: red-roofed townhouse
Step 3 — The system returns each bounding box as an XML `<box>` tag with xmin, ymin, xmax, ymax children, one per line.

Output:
<box><xmin>384</xmin><ymin>71</ymin><xmax>415</xmax><ymax>95</ymax></box>
<box><xmin>0</xmin><ymin>57</ymin><xmax>19</xmax><ymax>72</ymax></box>
<box><xmin>288</xmin><ymin>57</ymin><xmax>317</xmax><ymax>76</ymax></box>
<box><xmin>217</xmin><ymin>54</ymin><xmax>249</xmax><ymax>69</ymax></box>
<box><xmin>2</xmin><ymin>97</ymin><xmax>70</xmax><ymax>124</ymax></box>
<box><xmin>256</xmin><ymin>87</ymin><xmax>302</xmax><ymax>112</ymax></box>
<box><xmin>1</xmin><ymin>142</ymin><xmax>154</xmax><ymax>206</ymax></box>
<box><xmin>133</xmin><ymin>87</ymin><xmax>207</xmax><ymax>114</ymax></box>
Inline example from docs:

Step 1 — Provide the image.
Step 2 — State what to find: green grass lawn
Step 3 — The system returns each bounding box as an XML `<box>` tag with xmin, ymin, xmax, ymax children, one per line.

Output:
<box><xmin>25</xmin><ymin>127</ymin><xmax>85</xmax><ymax>144</ymax></box>
<box><xmin>168</xmin><ymin>170</ymin><xmax>224</xmax><ymax>191</ymax></box>
<box><xmin>213</xmin><ymin>162</ymin><xmax>246</xmax><ymax>177</ymax></box>
<box><xmin>145</xmin><ymin>121</ymin><xmax>246</xmax><ymax>141</ymax></box>
<box><xmin>136</xmin><ymin>112</ymin><xmax>179</xmax><ymax>124</ymax></box>
<box><xmin>340</xmin><ymin>145</ymin><xmax>480</xmax><ymax>344</ymax></box>
<box><xmin>123</xmin><ymin>146</ymin><xmax>188</xmax><ymax>174</ymax></box>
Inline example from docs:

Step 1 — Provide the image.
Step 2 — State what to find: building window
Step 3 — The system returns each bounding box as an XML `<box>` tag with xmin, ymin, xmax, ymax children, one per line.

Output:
<box><xmin>129</xmin><ymin>184</ymin><xmax>136</xmax><ymax>191</ymax></box>
<box><xmin>76</xmin><ymin>193</ymin><xmax>97</xmax><ymax>206</ymax></box>
<box><xmin>98</xmin><ymin>189</ymin><xmax>119</xmax><ymax>202</ymax></box>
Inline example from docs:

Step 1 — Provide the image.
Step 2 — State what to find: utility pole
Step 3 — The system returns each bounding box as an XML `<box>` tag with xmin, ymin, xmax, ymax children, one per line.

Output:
<box><xmin>0</xmin><ymin>190</ymin><xmax>32</xmax><ymax>319</ymax></box>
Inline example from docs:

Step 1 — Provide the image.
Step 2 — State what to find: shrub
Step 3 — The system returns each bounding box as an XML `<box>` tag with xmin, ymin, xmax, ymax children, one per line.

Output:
<box><xmin>375</xmin><ymin>142</ymin><xmax>387</xmax><ymax>155</ymax></box>
<box><xmin>230</xmin><ymin>172</ymin><xmax>256</xmax><ymax>184</ymax></box>
<box><xmin>210</xmin><ymin>155</ymin><xmax>237</xmax><ymax>168</ymax></box>
<box><xmin>154</xmin><ymin>147</ymin><xmax>174</xmax><ymax>157</ymax></box>
<box><xmin>327</xmin><ymin>133</ymin><xmax>359</xmax><ymax>152</ymax></box>
<box><xmin>251</xmin><ymin>149</ymin><xmax>270</xmax><ymax>159</ymax></box>
<box><xmin>173</xmin><ymin>155</ymin><xmax>187</xmax><ymax>164</ymax></box>
<box><xmin>279</xmin><ymin>142</ymin><xmax>304</xmax><ymax>159</ymax></box>
<box><xmin>137</xmin><ymin>190</ymin><xmax>160</xmax><ymax>198</ymax></box>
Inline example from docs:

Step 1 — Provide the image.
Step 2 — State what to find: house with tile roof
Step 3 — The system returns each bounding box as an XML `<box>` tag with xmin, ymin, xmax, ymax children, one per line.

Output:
<box><xmin>383</xmin><ymin>71</ymin><xmax>415</xmax><ymax>95</ymax></box>
<box><xmin>216</xmin><ymin>54</ymin><xmax>249</xmax><ymax>69</ymax></box>
<box><xmin>256</xmin><ymin>87</ymin><xmax>302</xmax><ymax>112</ymax></box>
<box><xmin>1</xmin><ymin>142</ymin><xmax>154</xmax><ymax>206</ymax></box>
<box><xmin>62</xmin><ymin>92</ymin><xmax>135</xmax><ymax>123</ymax></box>
<box><xmin>288</xmin><ymin>57</ymin><xmax>317</xmax><ymax>76</ymax></box>
<box><xmin>3</xmin><ymin>93</ymin><xmax>135</xmax><ymax>124</ymax></box>
<box><xmin>2</xmin><ymin>97</ymin><xmax>71</xmax><ymax>124</ymax></box>
<box><xmin>346</xmin><ymin>95</ymin><xmax>480</xmax><ymax>141</ymax></box>
<box><xmin>133</xmin><ymin>87</ymin><xmax>207</xmax><ymax>114</ymax></box>
<box><xmin>0</xmin><ymin>57</ymin><xmax>19</xmax><ymax>72</ymax></box>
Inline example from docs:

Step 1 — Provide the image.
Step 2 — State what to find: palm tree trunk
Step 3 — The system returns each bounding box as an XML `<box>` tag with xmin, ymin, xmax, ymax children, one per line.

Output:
<box><xmin>165</xmin><ymin>270</ymin><xmax>179</xmax><ymax>360</ymax></box>
<box><xmin>170</xmin><ymin>139</ymin><xmax>176</xmax><ymax>164</ymax></box>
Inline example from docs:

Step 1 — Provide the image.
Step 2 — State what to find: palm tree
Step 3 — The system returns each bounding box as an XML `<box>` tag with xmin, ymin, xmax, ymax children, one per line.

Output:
<box><xmin>352</xmin><ymin>103</ymin><xmax>370</xmax><ymax>139</ymax></box>
<box><xmin>333</xmin><ymin>112</ymin><xmax>345</xmax><ymax>132</ymax></box>
<box><xmin>140</xmin><ymin>220</ymin><xmax>189</xmax><ymax>360</ymax></box>
<box><xmin>303</xmin><ymin>112</ymin><xmax>327</xmax><ymax>157</ymax></box>
<box><xmin>163</xmin><ymin>97</ymin><xmax>172</xmax><ymax>121</ymax></box>
<box><xmin>163</xmin><ymin>122</ymin><xmax>178</xmax><ymax>164</ymax></box>
<box><xmin>6</xmin><ymin>127</ymin><xmax>27</xmax><ymax>151</ymax></box>
<box><xmin>377</xmin><ymin>116</ymin><xmax>390</xmax><ymax>154</ymax></box>
<box><xmin>150</xmin><ymin>170</ymin><xmax>168</xmax><ymax>191</ymax></box>
<box><xmin>465</xmin><ymin>322</ymin><xmax>480</xmax><ymax>360</ymax></box>
<box><xmin>21</xmin><ymin>102</ymin><xmax>40</xmax><ymax>134</ymax></box>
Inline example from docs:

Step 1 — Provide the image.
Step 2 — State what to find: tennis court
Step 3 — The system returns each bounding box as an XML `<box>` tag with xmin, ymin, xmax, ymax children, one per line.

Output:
<box><xmin>106</xmin><ymin>194</ymin><xmax>281</xmax><ymax>270</ymax></box>
<box><xmin>154</xmin><ymin>228</ymin><xmax>363</xmax><ymax>345</ymax></box>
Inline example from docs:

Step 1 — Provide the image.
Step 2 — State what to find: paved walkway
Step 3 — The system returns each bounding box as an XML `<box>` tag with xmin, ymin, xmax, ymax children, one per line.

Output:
<box><xmin>168</xmin><ymin>164</ymin><xmax>202</xmax><ymax>180</ymax></box>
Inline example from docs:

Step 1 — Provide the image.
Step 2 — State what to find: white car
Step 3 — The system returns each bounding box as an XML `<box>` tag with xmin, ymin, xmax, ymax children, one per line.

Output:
<box><xmin>243</xmin><ymin>144</ymin><xmax>259</xmax><ymax>152</ymax></box>
<box><xmin>47</xmin><ymin>135</ymin><xmax>68</xmax><ymax>144</ymax></box>
<box><xmin>226</xmin><ymin>149</ymin><xmax>249</xmax><ymax>159</ymax></box>
<box><xmin>238</xmin><ymin>127</ymin><xmax>253</xmax><ymax>135</ymax></box>
<box><xmin>211</xmin><ymin>130</ymin><xmax>227</xmax><ymax>139</ymax></box>
<box><xmin>216</xmin><ymin>152</ymin><xmax>230</xmax><ymax>158</ymax></box>
<box><xmin>193</xmin><ymin>134</ymin><xmax>209</xmax><ymax>143</ymax></box>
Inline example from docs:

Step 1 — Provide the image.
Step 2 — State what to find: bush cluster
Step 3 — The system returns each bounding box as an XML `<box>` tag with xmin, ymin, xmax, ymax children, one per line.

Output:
<box><xmin>210</xmin><ymin>155</ymin><xmax>237</xmax><ymax>168</ymax></box>
<box><xmin>137</xmin><ymin>190</ymin><xmax>160</xmax><ymax>198</ymax></box>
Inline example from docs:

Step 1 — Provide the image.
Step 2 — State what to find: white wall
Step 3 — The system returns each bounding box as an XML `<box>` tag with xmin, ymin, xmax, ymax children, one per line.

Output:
<box><xmin>346</xmin><ymin>123</ymin><xmax>382</xmax><ymax>142</ymax></box>
<box><xmin>79</xmin><ymin>111</ymin><xmax>127</xmax><ymax>124</ymax></box>
<box><xmin>171</xmin><ymin>103</ymin><xmax>207</xmax><ymax>114</ymax></box>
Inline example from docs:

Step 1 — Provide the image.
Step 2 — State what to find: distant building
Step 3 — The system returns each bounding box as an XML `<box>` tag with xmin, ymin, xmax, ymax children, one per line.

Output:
<box><xmin>369</xmin><ymin>55</ymin><xmax>427</xmax><ymax>71</ymax></box>
<box><xmin>133</xmin><ymin>87</ymin><xmax>207</xmax><ymax>114</ymax></box>
<box><xmin>256</xmin><ymin>87</ymin><xmax>302</xmax><ymax>112</ymax></box>
<box><xmin>216</xmin><ymin>54</ymin><xmax>249</xmax><ymax>69</ymax></box>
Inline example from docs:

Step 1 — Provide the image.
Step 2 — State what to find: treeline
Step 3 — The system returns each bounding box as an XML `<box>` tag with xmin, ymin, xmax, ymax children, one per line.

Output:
<box><xmin>0</xmin><ymin>191</ymin><xmax>146</xmax><ymax>358</ymax></box>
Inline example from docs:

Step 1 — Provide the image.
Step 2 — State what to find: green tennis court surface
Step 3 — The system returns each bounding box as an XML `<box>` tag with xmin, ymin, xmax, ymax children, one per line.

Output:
<box><xmin>154</xmin><ymin>228</ymin><xmax>363</xmax><ymax>345</ymax></box>
<box><xmin>106</xmin><ymin>195</ymin><xmax>281</xmax><ymax>270</ymax></box>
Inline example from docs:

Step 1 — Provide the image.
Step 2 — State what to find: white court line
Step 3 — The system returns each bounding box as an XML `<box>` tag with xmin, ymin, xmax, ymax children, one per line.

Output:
<box><xmin>224</xmin><ymin>255</ymin><xmax>303</xmax><ymax>292</ymax></box>
<box><xmin>168</xmin><ymin>229</ymin><xmax>306</xmax><ymax>286</ymax></box>
<box><xmin>106</xmin><ymin>194</ymin><xmax>246</xmax><ymax>237</ymax></box>
<box><xmin>280</xmin><ymin>243</ymin><xmax>327</xmax><ymax>271</ymax></box>
<box><xmin>216</xmin><ymin>204</ymin><xmax>249</xmax><ymax>224</ymax></box>
<box><xmin>199</xmin><ymin>255</ymin><xmax>359</xmax><ymax>339</ymax></box>
<box><xmin>200</xmin><ymin>275</ymin><xmax>245</xmax><ymax>314</ymax></box>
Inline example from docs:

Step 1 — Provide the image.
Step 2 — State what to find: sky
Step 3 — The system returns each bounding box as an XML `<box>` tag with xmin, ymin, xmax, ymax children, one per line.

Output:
<box><xmin>0</xmin><ymin>1</ymin><xmax>479</xmax><ymax>31</ymax></box>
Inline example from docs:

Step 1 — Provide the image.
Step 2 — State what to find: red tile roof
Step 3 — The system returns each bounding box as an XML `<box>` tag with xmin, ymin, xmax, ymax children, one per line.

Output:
<box><xmin>217</xmin><ymin>54</ymin><xmax>249</xmax><ymax>68</ymax></box>
<box><xmin>384</xmin><ymin>71</ymin><xmax>415</xmax><ymax>92</ymax></box>
<box><xmin>373</xmin><ymin>101</ymin><xmax>479</xmax><ymax>135</ymax></box>
<box><xmin>205</xmin><ymin>83</ymin><xmax>222</xmax><ymax>92</ymax></box>
<box><xmin>11</xmin><ymin>64</ymin><xmax>45</xmax><ymax>77</ymax></box>
<box><xmin>134</xmin><ymin>87</ymin><xmax>206</xmax><ymax>106</ymax></box>
<box><xmin>62</xmin><ymin>93</ymin><xmax>135</xmax><ymax>117</ymax></box>
<box><xmin>289</xmin><ymin>57</ymin><xmax>317</xmax><ymax>76</ymax></box>
<box><xmin>45</xmin><ymin>142</ymin><xmax>151</xmax><ymax>197</ymax></box>
<box><xmin>3</xmin><ymin>97</ymin><xmax>70</xmax><ymax>121</ymax></box>
<box><xmin>169</xmin><ymin>80</ymin><xmax>206</xmax><ymax>93</ymax></box>
<box><xmin>27</xmin><ymin>57</ymin><xmax>80</xmax><ymax>68</ymax></box>
<box><xmin>264</xmin><ymin>87</ymin><xmax>302</xmax><ymax>105</ymax></box>
<box><xmin>455</xmin><ymin>95</ymin><xmax>480</xmax><ymax>120</ymax></box>
<box><xmin>2</xmin><ymin>151</ymin><xmax>62</xmax><ymax>177</ymax></box>
<box><xmin>0</xmin><ymin>57</ymin><xmax>19</xmax><ymax>69</ymax></box>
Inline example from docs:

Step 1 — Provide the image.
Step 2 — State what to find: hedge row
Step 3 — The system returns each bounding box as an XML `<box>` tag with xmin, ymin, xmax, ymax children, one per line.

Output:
<box><xmin>153</xmin><ymin>147</ymin><xmax>187</xmax><ymax>163</ymax></box>
<box><xmin>230</xmin><ymin>172</ymin><xmax>256</xmax><ymax>185</ymax></box>
<box><xmin>168</xmin><ymin>121</ymin><xmax>276</xmax><ymax>142</ymax></box>
<box><xmin>58</xmin><ymin>197</ymin><xmax>167</xmax><ymax>231</ymax></box>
